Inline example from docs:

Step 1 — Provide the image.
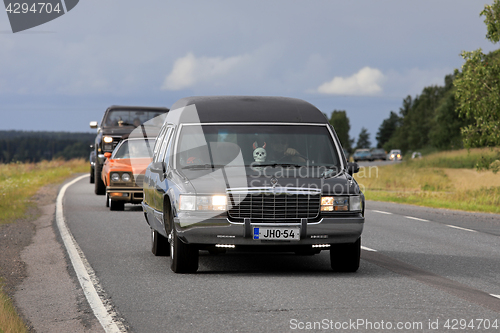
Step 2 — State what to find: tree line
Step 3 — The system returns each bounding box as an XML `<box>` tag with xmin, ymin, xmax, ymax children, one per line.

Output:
<box><xmin>0</xmin><ymin>130</ymin><xmax>94</xmax><ymax>163</ymax></box>
<box><xmin>329</xmin><ymin>0</ymin><xmax>500</xmax><ymax>155</ymax></box>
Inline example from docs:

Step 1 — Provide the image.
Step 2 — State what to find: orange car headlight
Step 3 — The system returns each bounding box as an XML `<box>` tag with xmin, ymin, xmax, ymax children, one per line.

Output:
<box><xmin>111</xmin><ymin>173</ymin><xmax>120</xmax><ymax>182</ymax></box>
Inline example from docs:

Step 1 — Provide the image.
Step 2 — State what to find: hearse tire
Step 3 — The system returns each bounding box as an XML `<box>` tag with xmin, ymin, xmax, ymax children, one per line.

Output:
<box><xmin>330</xmin><ymin>237</ymin><xmax>361</xmax><ymax>272</ymax></box>
<box><xmin>151</xmin><ymin>228</ymin><xmax>170</xmax><ymax>256</ymax></box>
<box><xmin>170</xmin><ymin>228</ymin><xmax>198</xmax><ymax>273</ymax></box>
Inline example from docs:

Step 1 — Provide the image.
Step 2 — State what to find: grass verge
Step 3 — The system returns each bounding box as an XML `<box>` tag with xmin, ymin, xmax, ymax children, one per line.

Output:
<box><xmin>363</xmin><ymin>187</ymin><xmax>500</xmax><ymax>214</ymax></box>
<box><xmin>355</xmin><ymin>150</ymin><xmax>500</xmax><ymax>214</ymax></box>
<box><xmin>0</xmin><ymin>159</ymin><xmax>87</xmax><ymax>225</ymax></box>
<box><xmin>0</xmin><ymin>280</ymin><xmax>27</xmax><ymax>333</ymax></box>
<box><xmin>0</xmin><ymin>159</ymin><xmax>87</xmax><ymax>332</ymax></box>
<box><xmin>404</xmin><ymin>147</ymin><xmax>500</xmax><ymax>169</ymax></box>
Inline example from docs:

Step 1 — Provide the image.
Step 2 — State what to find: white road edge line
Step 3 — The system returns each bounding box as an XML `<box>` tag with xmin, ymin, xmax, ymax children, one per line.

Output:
<box><xmin>361</xmin><ymin>246</ymin><xmax>377</xmax><ymax>252</ymax></box>
<box><xmin>56</xmin><ymin>175</ymin><xmax>126</xmax><ymax>333</ymax></box>
<box><xmin>405</xmin><ymin>216</ymin><xmax>429</xmax><ymax>222</ymax></box>
<box><xmin>491</xmin><ymin>294</ymin><xmax>500</xmax><ymax>300</ymax></box>
<box><xmin>446</xmin><ymin>225</ymin><xmax>477</xmax><ymax>233</ymax></box>
<box><xmin>371</xmin><ymin>210</ymin><xmax>392</xmax><ymax>215</ymax></box>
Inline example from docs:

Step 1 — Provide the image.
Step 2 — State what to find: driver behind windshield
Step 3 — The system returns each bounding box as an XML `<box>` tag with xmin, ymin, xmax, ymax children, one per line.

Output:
<box><xmin>268</xmin><ymin>136</ymin><xmax>304</xmax><ymax>162</ymax></box>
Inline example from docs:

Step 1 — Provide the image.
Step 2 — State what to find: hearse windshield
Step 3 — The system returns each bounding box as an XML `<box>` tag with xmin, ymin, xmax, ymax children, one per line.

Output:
<box><xmin>176</xmin><ymin>124</ymin><xmax>340</xmax><ymax>168</ymax></box>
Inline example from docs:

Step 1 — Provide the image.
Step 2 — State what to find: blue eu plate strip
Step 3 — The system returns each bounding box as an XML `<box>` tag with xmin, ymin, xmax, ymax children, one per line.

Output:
<box><xmin>253</xmin><ymin>228</ymin><xmax>259</xmax><ymax>240</ymax></box>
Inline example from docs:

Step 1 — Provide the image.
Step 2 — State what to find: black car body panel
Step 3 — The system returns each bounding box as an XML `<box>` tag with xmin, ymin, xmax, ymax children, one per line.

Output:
<box><xmin>169</xmin><ymin>96</ymin><xmax>328</xmax><ymax>124</ymax></box>
<box><xmin>370</xmin><ymin>148</ymin><xmax>387</xmax><ymax>160</ymax></box>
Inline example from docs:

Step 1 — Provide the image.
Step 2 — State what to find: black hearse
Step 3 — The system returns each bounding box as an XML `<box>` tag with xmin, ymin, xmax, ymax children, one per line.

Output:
<box><xmin>142</xmin><ymin>96</ymin><xmax>364</xmax><ymax>273</ymax></box>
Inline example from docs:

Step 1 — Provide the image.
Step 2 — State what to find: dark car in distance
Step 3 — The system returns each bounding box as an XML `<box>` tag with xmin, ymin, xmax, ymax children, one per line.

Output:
<box><xmin>142</xmin><ymin>96</ymin><xmax>365</xmax><ymax>273</ymax></box>
<box><xmin>90</xmin><ymin>105</ymin><xmax>168</xmax><ymax>195</ymax></box>
<box><xmin>370</xmin><ymin>148</ymin><xmax>387</xmax><ymax>161</ymax></box>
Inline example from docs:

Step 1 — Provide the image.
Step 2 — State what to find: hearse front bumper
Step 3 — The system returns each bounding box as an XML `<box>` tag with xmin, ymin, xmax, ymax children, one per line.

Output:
<box><xmin>174</xmin><ymin>212</ymin><xmax>364</xmax><ymax>246</ymax></box>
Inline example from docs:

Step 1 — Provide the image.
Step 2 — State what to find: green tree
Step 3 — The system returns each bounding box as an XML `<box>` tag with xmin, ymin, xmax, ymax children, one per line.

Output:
<box><xmin>454</xmin><ymin>1</ymin><xmax>500</xmax><ymax>148</ymax></box>
<box><xmin>376</xmin><ymin>111</ymin><xmax>401</xmax><ymax>148</ymax></box>
<box><xmin>381</xmin><ymin>74</ymin><xmax>465</xmax><ymax>153</ymax></box>
<box><xmin>454</xmin><ymin>49</ymin><xmax>500</xmax><ymax>147</ymax></box>
<box><xmin>429</xmin><ymin>75</ymin><xmax>467</xmax><ymax>149</ymax></box>
<box><xmin>482</xmin><ymin>0</ymin><xmax>500</xmax><ymax>43</ymax></box>
<box><xmin>356</xmin><ymin>127</ymin><xmax>371</xmax><ymax>149</ymax></box>
<box><xmin>329</xmin><ymin>110</ymin><xmax>353</xmax><ymax>151</ymax></box>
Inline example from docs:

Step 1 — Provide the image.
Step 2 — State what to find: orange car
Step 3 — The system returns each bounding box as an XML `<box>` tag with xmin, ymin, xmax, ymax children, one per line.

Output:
<box><xmin>102</xmin><ymin>137</ymin><xmax>155</xmax><ymax>210</ymax></box>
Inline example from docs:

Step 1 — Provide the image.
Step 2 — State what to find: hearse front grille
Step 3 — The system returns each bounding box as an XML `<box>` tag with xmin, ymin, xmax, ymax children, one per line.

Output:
<box><xmin>228</xmin><ymin>189</ymin><xmax>320</xmax><ymax>221</ymax></box>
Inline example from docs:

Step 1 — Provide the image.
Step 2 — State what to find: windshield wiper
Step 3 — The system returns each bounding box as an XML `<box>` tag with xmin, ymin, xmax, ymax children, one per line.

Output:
<box><xmin>182</xmin><ymin>164</ymin><xmax>227</xmax><ymax>169</ymax></box>
<box><xmin>321</xmin><ymin>166</ymin><xmax>342</xmax><ymax>178</ymax></box>
<box><xmin>255</xmin><ymin>163</ymin><xmax>302</xmax><ymax>168</ymax></box>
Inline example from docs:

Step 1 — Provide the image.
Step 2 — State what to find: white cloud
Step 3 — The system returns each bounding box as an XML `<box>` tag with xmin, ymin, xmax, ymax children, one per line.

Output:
<box><xmin>161</xmin><ymin>52</ymin><xmax>251</xmax><ymax>91</ymax></box>
<box><xmin>316</xmin><ymin>67</ymin><xmax>385</xmax><ymax>96</ymax></box>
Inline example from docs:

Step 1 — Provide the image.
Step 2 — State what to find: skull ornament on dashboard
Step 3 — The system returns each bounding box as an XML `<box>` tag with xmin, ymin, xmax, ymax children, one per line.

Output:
<box><xmin>252</xmin><ymin>141</ymin><xmax>267</xmax><ymax>162</ymax></box>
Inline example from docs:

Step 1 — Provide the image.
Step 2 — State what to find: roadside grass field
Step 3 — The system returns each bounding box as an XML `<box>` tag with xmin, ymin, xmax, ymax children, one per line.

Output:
<box><xmin>0</xmin><ymin>281</ymin><xmax>27</xmax><ymax>333</ymax></box>
<box><xmin>0</xmin><ymin>159</ymin><xmax>87</xmax><ymax>333</ymax></box>
<box><xmin>0</xmin><ymin>159</ymin><xmax>87</xmax><ymax>224</ymax></box>
<box><xmin>355</xmin><ymin>148</ymin><xmax>500</xmax><ymax>214</ymax></box>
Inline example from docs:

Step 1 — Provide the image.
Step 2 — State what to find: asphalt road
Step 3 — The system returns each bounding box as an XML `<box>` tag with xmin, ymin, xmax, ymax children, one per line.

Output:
<box><xmin>62</xmin><ymin>176</ymin><xmax>500</xmax><ymax>332</ymax></box>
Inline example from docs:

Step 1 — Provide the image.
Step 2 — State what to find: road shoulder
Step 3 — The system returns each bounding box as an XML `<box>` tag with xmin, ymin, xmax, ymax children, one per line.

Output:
<box><xmin>1</xmin><ymin>180</ymin><xmax>103</xmax><ymax>332</ymax></box>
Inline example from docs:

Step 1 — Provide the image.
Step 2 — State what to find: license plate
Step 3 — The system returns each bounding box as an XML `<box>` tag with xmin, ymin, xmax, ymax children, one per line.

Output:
<box><xmin>253</xmin><ymin>227</ymin><xmax>300</xmax><ymax>241</ymax></box>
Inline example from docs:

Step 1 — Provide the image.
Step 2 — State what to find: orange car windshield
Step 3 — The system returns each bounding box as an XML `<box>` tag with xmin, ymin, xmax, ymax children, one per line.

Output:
<box><xmin>113</xmin><ymin>139</ymin><xmax>155</xmax><ymax>159</ymax></box>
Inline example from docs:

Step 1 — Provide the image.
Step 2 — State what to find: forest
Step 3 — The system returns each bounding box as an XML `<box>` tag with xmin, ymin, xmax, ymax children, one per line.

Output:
<box><xmin>0</xmin><ymin>130</ymin><xmax>94</xmax><ymax>163</ymax></box>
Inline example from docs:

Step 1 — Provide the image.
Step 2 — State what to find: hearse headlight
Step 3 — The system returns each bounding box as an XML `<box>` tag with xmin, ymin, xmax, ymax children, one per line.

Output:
<box><xmin>121</xmin><ymin>173</ymin><xmax>131</xmax><ymax>182</ymax></box>
<box><xmin>321</xmin><ymin>196</ymin><xmax>348</xmax><ymax>211</ymax></box>
<box><xmin>179</xmin><ymin>195</ymin><xmax>227</xmax><ymax>211</ymax></box>
<box><xmin>349</xmin><ymin>195</ymin><xmax>362</xmax><ymax>211</ymax></box>
<box><xmin>103</xmin><ymin>136</ymin><xmax>113</xmax><ymax>143</ymax></box>
<box><xmin>111</xmin><ymin>173</ymin><xmax>120</xmax><ymax>182</ymax></box>
<box><xmin>321</xmin><ymin>196</ymin><xmax>361</xmax><ymax>212</ymax></box>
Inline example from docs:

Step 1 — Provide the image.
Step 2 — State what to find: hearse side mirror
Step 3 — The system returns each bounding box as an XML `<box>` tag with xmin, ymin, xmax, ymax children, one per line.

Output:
<box><xmin>104</xmin><ymin>152</ymin><xmax>112</xmax><ymax>159</ymax></box>
<box><xmin>347</xmin><ymin>162</ymin><xmax>359</xmax><ymax>175</ymax></box>
<box><xmin>90</xmin><ymin>121</ymin><xmax>98</xmax><ymax>129</ymax></box>
<box><xmin>150</xmin><ymin>162</ymin><xmax>166</xmax><ymax>174</ymax></box>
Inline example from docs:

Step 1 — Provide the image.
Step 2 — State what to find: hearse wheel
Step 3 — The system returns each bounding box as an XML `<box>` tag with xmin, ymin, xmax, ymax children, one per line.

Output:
<box><xmin>151</xmin><ymin>228</ymin><xmax>169</xmax><ymax>256</ymax></box>
<box><xmin>170</xmin><ymin>227</ymin><xmax>199</xmax><ymax>273</ymax></box>
<box><xmin>330</xmin><ymin>237</ymin><xmax>361</xmax><ymax>272</ymax></box>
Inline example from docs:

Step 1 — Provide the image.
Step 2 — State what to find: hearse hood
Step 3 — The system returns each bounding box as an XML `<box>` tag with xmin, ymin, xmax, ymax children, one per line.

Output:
<box><xmin>180</xmin><ymin>167</ymin><xmax>361</xmax><ymax>196</ymax></box>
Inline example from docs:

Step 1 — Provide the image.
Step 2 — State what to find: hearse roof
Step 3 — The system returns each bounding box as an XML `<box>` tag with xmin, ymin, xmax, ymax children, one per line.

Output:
<box><xmin>169</xmin><ymin>96</ymin><xmax>328</xmax><ymax>124</ymax></box>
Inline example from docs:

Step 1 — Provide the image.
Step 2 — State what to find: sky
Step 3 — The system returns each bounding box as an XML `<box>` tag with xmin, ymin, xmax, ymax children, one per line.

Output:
<box><xmin>0</xmin><ymin>0</ymin><xmax>498</xmax><ymax>146</ymax></box>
